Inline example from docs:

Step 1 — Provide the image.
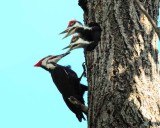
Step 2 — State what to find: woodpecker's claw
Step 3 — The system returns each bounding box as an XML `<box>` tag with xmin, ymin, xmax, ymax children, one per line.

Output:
<box><xmin>78</xmin><ymin>62</ymin><xmax>87</xmax><ymax>81</ymax></box>
<box><xmin>82</xmin><ymin>62</ymin><xmax>87</xmax><ymax>77</ymax></box>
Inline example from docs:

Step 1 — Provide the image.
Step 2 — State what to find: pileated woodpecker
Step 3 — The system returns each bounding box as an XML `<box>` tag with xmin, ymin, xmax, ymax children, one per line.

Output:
<box><xmin>34</xmin><ymin>52</ymin><xmax>87</xmax><ymax>122</ymax></box>
<box><xmin>63</xmin><ymin>34</ymin><xmax>98</xmax><ymax>52</ymax></box>
<box><xmin>59</xmin><ymin>20</ymin><xmax>101</xmax><ymax>43</ymax></box>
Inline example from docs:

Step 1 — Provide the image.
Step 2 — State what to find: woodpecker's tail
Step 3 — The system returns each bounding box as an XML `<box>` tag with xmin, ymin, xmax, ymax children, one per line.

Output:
<box><xmin>76</xmin><ymin>113</ymin><xmax>86</xmax><ymax>122</ymax></box>
<box><xmin>76</xmin><ymin>84</ymin><xmax>87</xmax><ymax>122</ymax></box>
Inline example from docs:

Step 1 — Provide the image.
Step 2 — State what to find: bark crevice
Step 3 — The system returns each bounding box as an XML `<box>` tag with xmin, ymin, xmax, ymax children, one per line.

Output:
<box><xmin>82</xmin><ymin>0</ymin><xmax>160</xmax><ymax>127</ymax></box>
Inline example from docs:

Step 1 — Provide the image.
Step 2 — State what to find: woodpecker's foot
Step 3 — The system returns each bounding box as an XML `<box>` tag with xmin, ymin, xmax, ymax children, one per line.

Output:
<box><xmin>82</xmin><ymin>62</ymin><xmax>87</xmax><ymax>77</ymax></box>
<box><xmin>68</xmin><ymin>96</ymin><xmax>88</xmax><ymax>115</ymax></box>
<box><xmin>78</xmin><ymin>62</ymin><xmax>87</xmax><ymax>81</ymax></box>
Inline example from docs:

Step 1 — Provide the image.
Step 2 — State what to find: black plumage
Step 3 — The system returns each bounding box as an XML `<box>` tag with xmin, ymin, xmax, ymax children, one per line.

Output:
<box><xmin>34</xmin><ymin>53</ymin><xmax>87</xmax><ymax>122</ymax></box>
<box><xmin>50</xmin><ymin>65</ymin><xmax>87</xmax><ymax>121</ymax></box>
<box><xmin>50</xmin><ymin>65</ymin><xmax>88</xmax><ymax>122</ymax></box>
<box><xmin>61</xmin><ymin>21</ymin><xmax>102</xmax><ymax>52</ymax></box>
<box><xmin>76</xmin><ymin>22</ymin><xmax>101</xmax><ymax>43</ymax></box>
<box><xmin>73</xmin><ymin>22</ymin><xmax>101</xmax><ymax>51</ymax></box>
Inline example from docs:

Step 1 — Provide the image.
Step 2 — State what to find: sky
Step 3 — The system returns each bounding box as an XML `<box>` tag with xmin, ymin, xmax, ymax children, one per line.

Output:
<box><xmin>0</xmin><ymin>0</ymin><xmax>87</xmax><ymax>128</ymax></box>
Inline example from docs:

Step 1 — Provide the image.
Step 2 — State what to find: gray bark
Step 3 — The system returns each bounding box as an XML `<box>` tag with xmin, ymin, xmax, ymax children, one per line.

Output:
<box><xmin>82</xmin><ymin>0</ymin><xmax>160</xmax><ymax>127</ymax></box>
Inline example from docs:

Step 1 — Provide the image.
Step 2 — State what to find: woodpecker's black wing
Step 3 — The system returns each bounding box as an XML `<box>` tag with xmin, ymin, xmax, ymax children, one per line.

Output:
<box><xmin>50</xmin><ymin>65</ymin><xmax>86</xmax><ymax>99</ymax></box>
<box><xmin>50</xmin><ymin>65</ymin><xmax>87</xmax><ymax>121</ymax></box>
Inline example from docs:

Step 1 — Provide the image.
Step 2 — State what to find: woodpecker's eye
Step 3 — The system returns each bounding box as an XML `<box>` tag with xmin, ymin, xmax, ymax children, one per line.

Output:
<box><xmin>69</xmin><ymin>22</ymin><xmax>75</xmax><ymax>27</ymax></box>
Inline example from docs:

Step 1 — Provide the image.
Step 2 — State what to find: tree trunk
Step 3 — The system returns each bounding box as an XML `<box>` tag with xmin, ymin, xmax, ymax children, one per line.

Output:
<box><xmin>81</xmin><ymin>0</ymin><xmax>160</xmax><ymax>127</ymax></box>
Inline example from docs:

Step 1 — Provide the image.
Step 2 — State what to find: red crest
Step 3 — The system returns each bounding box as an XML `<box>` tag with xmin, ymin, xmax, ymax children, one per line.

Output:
<box><xmin>68</xmin><ymin>20</ymin><xmax>76</xmax><ymax>27</ymax></box>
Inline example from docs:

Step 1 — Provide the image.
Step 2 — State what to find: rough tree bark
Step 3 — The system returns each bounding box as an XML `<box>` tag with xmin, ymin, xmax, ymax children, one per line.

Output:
<box><xmin>79</xmin><ymin>0</ymin><xmax>160</xmax><ymax>127</ymax></box>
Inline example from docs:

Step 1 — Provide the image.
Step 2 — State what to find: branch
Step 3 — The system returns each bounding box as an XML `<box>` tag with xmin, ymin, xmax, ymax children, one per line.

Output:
<box><xmin>134</xmin><ymin>0</ymin><xmax>160</xmax><ymax>39</ymax></box>
<box><xmin>68</xmin><ymin>96</ymin><xmax>88</xmax><ymax>115</ymax></box>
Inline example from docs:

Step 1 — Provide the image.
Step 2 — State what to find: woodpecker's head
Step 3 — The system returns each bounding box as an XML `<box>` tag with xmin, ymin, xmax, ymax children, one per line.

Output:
<box><xmin>60</xmin><ymin>20</ymin><xmax>83</xmax><ymax>39</ymax></box>
<box><xmin>62</xmin><ymin>35</ymin><xmax>90</xmax><ymax>52</ymax></box>
<box><xmin>34</xmin><ymin>52</ymin><xmax>70</xmax><ymax>70</ymax></box>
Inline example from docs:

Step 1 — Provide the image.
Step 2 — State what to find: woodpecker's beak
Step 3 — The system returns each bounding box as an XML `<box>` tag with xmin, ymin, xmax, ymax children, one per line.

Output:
<box><xmin>52</xmin><ymin>52</ymin><xmax>70</xmax><ymax>61</ymax></box>
<box><xmin>62</xmin><ymin>33</ymin><xmax>70</xmax><ymax>39</ymax></box>
<box><xmin>60</xmin><ymin>27</ymin><xmax>76</xmax><ymax>39</ymax></box>
<box><xmin>34</xmin><ymin>52</ymin><xmax>70</xmax><ymax>67</ymax></box>
<box><xmin>50</xmin><ymin>52</ymin><xmax>70</xmax><ymax>63</ymax></box>
<box><xmin>62</xmin><ymin>44</ymin><xmax>74</xmax><ymax>54</ymax></box>
<box><xmin>59</xmin><ymin>29</ymin><xmax>70</xmax><ymax>39</ymax></box>
<box><xmin>62</xmin><ymin>43</ymin><xmax>80</xmax><ymax>52</ymax></box>
<box><xmin>62</xmin><ymin>45</ymin><xmax>71</xmax><ymax>50</ymax></box>
<box><xmin>58</xmin><ymin>52</ymin><xmax>70</xmax><ymax>58</ymax></box>
<box><xmin>59</xmin><ymin>29</ymin><xmax>68</xmax><ymax>34</ymax></box>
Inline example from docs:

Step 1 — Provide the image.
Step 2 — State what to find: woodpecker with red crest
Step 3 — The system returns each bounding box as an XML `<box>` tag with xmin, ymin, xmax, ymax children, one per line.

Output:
<box><xmin>59</xmin><ymin>20</ymin><xmax>101</xmax><ymax>43</ymax></box>
<box><xmin>63</xmin><ymin>34</ymin><xmax>98</xmax><ymax>52</ymax></box>
<box><xmin>34</xmin><ymin>52</ymin><xmax>87</xmax><ymax>122</ymax></box>
<box><xmin>60</xmin><ymin>20</ymin><xmax>83</xmax><ymax>39</ymax></box>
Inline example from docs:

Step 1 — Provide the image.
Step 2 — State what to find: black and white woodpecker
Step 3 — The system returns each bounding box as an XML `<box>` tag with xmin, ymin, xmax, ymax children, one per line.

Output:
<box><xmin>62</xmin><ymin>34</ymin><xmax>98</xmax><ymax>52</ymax></box>
<box><xmin>59</xmin><ymin>20</ymin><xmax>101</xmax><ymax>43</ymax></box>
<box><xmin>34</xmin><ymin>52</ymin><xmax>87</xmax><ymax>122</ymax></box>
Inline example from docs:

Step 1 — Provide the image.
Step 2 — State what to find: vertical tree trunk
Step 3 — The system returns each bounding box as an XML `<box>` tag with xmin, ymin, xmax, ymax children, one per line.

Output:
<box><xmin>81</xmin><ymin>0</ymin><xmax>160</xmax><ymax>127</ymax></box>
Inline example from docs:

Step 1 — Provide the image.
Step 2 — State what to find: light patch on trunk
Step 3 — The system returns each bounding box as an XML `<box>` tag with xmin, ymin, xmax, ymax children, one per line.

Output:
<box><xmin>140</xmin><ymin>14</ymin><xmax>152</xmax><ymax>34</ymax></box>
<box><xmin>151</xmin><ymin>32</ymin><xmax>158</xmax><ymax>50</ymax></box>
<box><xmin>118</xmin><ymin>64</ymin><xmax>126</xmax><ymax>74</ymax></box>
